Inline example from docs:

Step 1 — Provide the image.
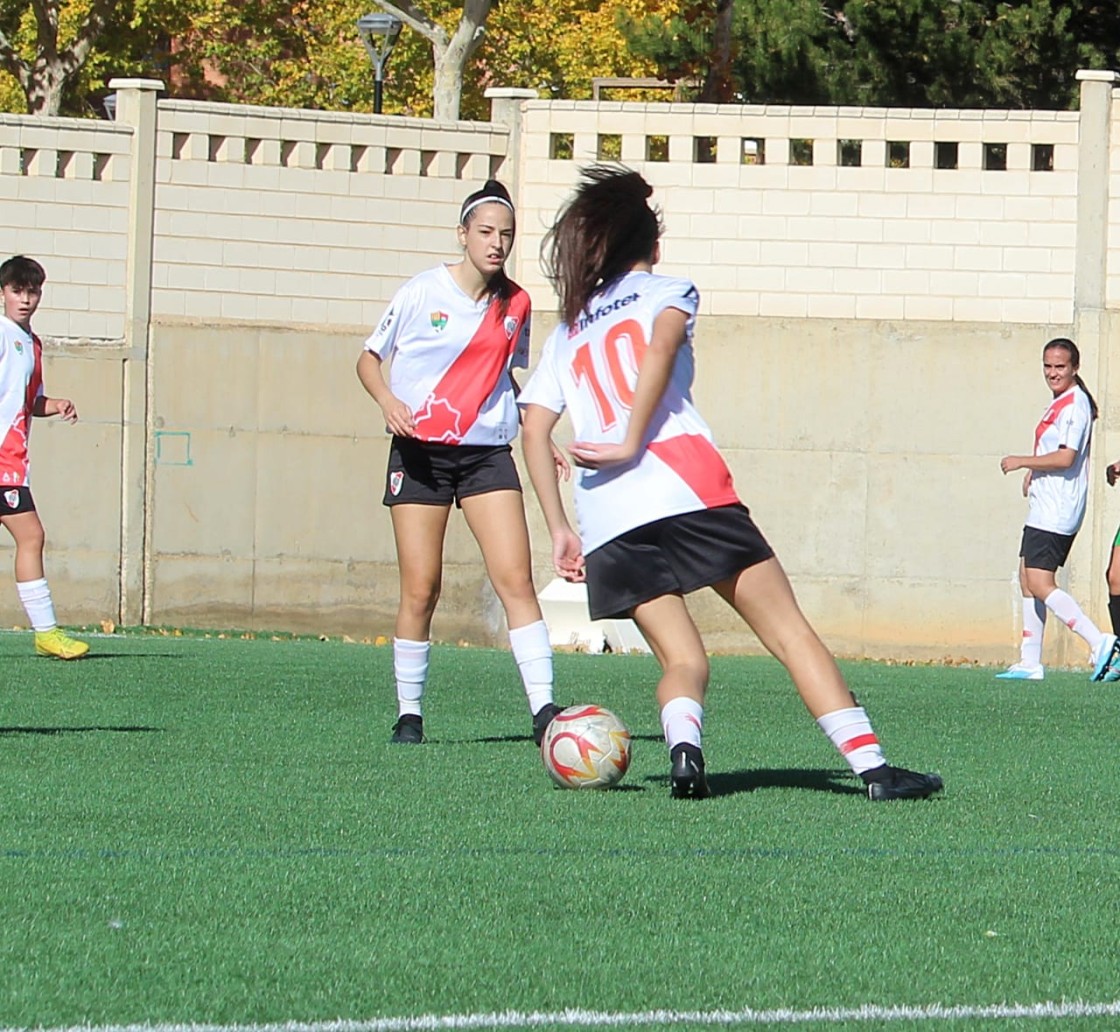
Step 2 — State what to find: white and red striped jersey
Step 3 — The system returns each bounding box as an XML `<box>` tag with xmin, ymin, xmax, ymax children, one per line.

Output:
<box><xmin>364</xmin><ymin>264</ymin><xmax>531</xmax><ymax>446</ymax></box>
<box><xmin>519</xmin><ymin>271</ymin><xmax>739</xmax><ymax>553</ymax></box>
<box><xmin>1026</xmin><ymin>383</ymin><xmax>1093</xmax><ymax>535</ymax></box>
<box><xmin>0</xmin><ymin>314</ymin><xmax>43</xmax><ymax>487</ymax></box>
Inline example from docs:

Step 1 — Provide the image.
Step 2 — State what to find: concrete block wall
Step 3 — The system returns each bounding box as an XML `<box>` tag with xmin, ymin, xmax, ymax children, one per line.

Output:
<box><xmin>151</xmin><ymin>101</ymin><xmax>510</xmax><ymax>329</ymax></box>
<box><xmin>514</xmin><ymin>101</ymin><xmax>1080</xmax><ymax>326</ymax></box>
<box><xmin>1</xmin><ymin>81</ymin><xmax>1119</xmax><ymax>661</ymax></box>
<box><xmin>0</xmin><ymin>114</ymin><xmax>132</xmax><ymax>340</ymax></box>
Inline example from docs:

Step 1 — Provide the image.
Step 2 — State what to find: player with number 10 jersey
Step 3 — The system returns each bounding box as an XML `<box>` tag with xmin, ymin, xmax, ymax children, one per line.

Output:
<box><xmin>519</xmin><ymin>271</ymin><xmax>738</xmax><ymax>554</ymax></box>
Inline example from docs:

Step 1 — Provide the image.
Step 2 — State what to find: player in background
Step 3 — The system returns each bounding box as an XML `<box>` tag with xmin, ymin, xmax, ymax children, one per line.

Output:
<box><xmin>519</xmin><ymin>165</ymin><xmax>943</xmax><ymax>801</ymax></box>
<box><xmin>357</xmin><ymin>180</ymin><xmax>565</xmax><ymax>746</ymax></box>
<box><xmin>0</xmin><ymin>255</ymin><xmax>89</xmax><ymax>659</ymax></box>
<box><xmin>998</xmin><ymin>338</ymin><xmax>1120</xmax><ymax>682</ymax></box>
<box><xmin>1105</xmin><ymin>458</ymin><xmax>1120</xmax><ymax>636</ymax></box>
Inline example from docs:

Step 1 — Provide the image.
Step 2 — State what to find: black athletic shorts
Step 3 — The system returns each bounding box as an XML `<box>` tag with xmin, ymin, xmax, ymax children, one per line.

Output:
<box><xmin>383</xmin><ymin>436</ymin><xmax>522</xmax><ymax>508</ymax></box>
<box><xmin>0</xmin><ymin>486</ymin><xmax>35</xmax><ymax>517</ymax></box>
<box><xmin>585</xmin><ymin>503</ymin><xmax>775</xmax><ymax>620</ymax></box>
<box><xmin>1020</xmin><ymin>525</ymin><xmax>1076</xmax><ymax>572</ymax></box>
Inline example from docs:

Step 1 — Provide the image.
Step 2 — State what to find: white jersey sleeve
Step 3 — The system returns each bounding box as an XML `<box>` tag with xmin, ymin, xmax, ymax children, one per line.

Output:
<box><xmin>364</xmin><ymin>279</ymin><xmax>421</xmax><ymax>361</ymax></box>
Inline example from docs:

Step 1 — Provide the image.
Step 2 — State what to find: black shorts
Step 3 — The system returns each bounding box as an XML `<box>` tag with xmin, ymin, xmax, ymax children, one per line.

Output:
<box><xmin>0</xmin><ymin>486</ymin><xmax>35</xmax><ymax>516</ymax></box>
<box><xmin>1020</xmin><ymin>526</ymin><xmax>1076</xmax><ymax>572</ymax></box>
<box><xmin>585</xmin><ymin>503</ymin><xmax>775</xmax><ymax>620</ymax></box>
<box><xmin>383</xmin><ymin>436</ymin><xmax>522</xmax><ymax>508</ymax></box>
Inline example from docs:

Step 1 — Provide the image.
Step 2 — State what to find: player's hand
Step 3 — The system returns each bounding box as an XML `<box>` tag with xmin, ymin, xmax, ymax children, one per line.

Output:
<box><xmin>1022</xmin><ymin>470</ymin><xmax>1032</xmax><ymax>497</ymax></box>
<box><xmin>551</xmin><ymin>443</ymin><xmax>571</xmax><ymax>482</ymax></box>
<box><xmin>1000</xmin><ymin>455</ymin><xmax>1020</xmax><ymax>475</ymax></box>
<box><xmin>1108</xmin><ymin>461</ymin><xmax>1120</xmax><ymax>487</ymax></box>
<box><xmin>50</xmin><ymin>398</ymin><xmax>78</xmax><ymax>423</ymax></box>
<box><xmin>553</xmin><ymin>529</ymin><xmax>585</xmax><ymax>583</ymax></box>
<box><xmin>568</xmin><ymin>440</ymin><xmax>638</xmax><ymax>470</ymax></box>
<box><xmin>380</xmin><ymin>397</ymin><xmax>416</xmax><ymax>437</ymax></box>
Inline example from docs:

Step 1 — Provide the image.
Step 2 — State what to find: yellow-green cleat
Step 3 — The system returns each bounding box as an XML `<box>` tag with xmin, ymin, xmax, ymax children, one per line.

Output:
<box><xmin>34</xmin><ymin>628</ymin><xmax>90</xmax><ymax>660</ymax></box>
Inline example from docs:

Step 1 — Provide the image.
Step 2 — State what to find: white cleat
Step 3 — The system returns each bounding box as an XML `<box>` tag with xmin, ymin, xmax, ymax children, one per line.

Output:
<box><xmin>995</xmin><ymin>663</ymin><xmax>1044</xmax><ymax>681</ymax></box>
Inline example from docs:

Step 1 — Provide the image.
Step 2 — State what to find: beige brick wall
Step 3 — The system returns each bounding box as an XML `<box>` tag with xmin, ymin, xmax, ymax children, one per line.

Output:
<box><xmin>0</xmin><ymin>88</ymin><xmax>1118</xmax><ymax>663</ymax></box>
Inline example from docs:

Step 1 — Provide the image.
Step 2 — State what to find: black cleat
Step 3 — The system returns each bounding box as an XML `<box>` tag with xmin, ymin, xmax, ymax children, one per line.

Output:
<box><xmin>862</xmin><ymin>764</ymin><xmax>943</xmax><ymax>801</ymax></box>
<box><xmin>390</xmin><ymin>714</ymin><xmax>425</xmax><ymax>744</ymax></box>
<box><xmin>670</xmin><ymin>744</ymin><xmax>710</xmax><ymax>799</ymax></box>
<box><xmin>532</xmin><ymin>703</ymin><xmax>563</xmax><ymax>746</ymax></box>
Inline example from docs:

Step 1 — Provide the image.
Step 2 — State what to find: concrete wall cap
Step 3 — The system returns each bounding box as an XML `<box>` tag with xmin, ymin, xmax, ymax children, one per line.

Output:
<box><xmin>484</xmin><ymin>88</ymin><xmax>539</xmax><ymax>99</ymax></box>
<box><xmin>107</xmin><ymin>78</ymin><xmax>165</xmax><ymax>91</ymax></box>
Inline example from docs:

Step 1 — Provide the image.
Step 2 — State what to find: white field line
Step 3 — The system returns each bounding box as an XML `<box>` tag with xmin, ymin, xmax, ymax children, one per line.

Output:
<box><xmin>9</xmin><ymin>1000</ymin><xmax>1120</xmax><ymax>1031</ymax></box>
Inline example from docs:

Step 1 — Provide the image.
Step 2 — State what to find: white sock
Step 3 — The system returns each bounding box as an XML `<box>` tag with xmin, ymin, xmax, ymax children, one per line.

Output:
<box><xmin>816</xmin><ymin>706</ymin><xmax>886</xmax><ymax>775</ymax></box>
<box><xmin>1043</xmin><ymin>588</ymin><xmax>1104</xmax><ymax>653</ymax></box>
<box><xmin>660</xmin><ymin>696</ymin><xmax>703</xmax><ymax>751</ymax></box>
<box><xmin>393</xmin><ymin>638</ymin><xmax>429</xmax><ymax>717</ymax></box>
<box><xmin>1020</xmin><ymin>596</ymin><xmax>1046</xmax><ymax>667</ymax></box>
<box><xmin>16</xmin><ymin>578</ymin><xmax>56</xmax><ymax>633</ymax></box>
<box><xmin>509</xmin><ymin>620</ymin><xmax>554</xmax><ymax>715</ymax></box>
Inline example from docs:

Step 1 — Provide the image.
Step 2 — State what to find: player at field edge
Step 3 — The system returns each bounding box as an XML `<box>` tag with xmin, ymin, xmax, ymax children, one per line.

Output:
<box><xmin>356</xmin><ymin>180</ymin><xmax>567</xmax><ymax>746</ymax></box>
<box><xmin>998</xmin><ymin>337</ymin><xmax>1120</xmax><ymax>682</ymax></box>
<box><xmin>1103</xmin><ymin>458</ymin><xmax>1120</xmax><ymax>636</ymax></box>
<box><xmin>518</xmin><ymin>165</ymin><xmax>943</xmax><ymax>801</ymax></box>
<box><xmin>0</xmin><ymin>255</ymin><xmax>89</xmax><ymax>660</ymax></box>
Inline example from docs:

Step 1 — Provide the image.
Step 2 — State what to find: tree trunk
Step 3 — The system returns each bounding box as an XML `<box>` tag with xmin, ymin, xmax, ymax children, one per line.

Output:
<box><xmin>376</xmin><ymin>0</ymin><xmax>493</xmax><ymax>122</ymax></box>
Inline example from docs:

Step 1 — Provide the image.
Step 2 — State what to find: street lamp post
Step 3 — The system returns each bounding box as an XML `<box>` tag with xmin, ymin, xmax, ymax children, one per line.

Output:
<box><xmin>357</xmin><ymin>12</ymin><xmax>403</xmax><ymax>114</ymax></box>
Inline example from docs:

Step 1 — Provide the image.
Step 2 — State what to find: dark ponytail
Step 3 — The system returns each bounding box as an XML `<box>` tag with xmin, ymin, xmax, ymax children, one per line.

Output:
<box><xmin>542</xmin><ymin>165</ymin><xmax>663</xmax><ymax>327</ymax></box>
<box><xmin>1044</xmin><ymin>337</ymin><xmax>1098</xmax><ymax>420</ymax></box>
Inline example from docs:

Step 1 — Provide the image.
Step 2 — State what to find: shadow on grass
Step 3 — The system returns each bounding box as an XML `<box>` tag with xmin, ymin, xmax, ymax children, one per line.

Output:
<box><xmin>62</xmin><ymin>653</ymin><xmax>186</xmax><ymax>661</ymax></box>
<box><xmin>641</xmin><ymin>766</ymin><xmax>862</xmax><ymax>798</ymax></box>
<box><xmin>0</xmin><ymin>725</ymin><xmax>164</xmax><ymax>736</ymax></box>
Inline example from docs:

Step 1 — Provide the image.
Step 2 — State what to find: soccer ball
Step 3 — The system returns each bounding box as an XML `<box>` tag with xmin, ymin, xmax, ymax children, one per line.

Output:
<box><xmin>540</xmin><ymin>704</ymin><xmax>632</xmax><ymax>790</ymax></box>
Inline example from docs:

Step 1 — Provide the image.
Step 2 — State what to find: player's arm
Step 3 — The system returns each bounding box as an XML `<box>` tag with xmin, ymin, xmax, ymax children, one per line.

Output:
<box><xmin>1000</xmin><ymin>446</ymin><xmax>1077</xmax><ymax>475</ymax></box>
<box><xmin>510</xmin><ymin>373</ymin><xmax>570</xmax><ymax>481</ymax></box>
<box><xmin>33</xmin><ymin>396</ymin><xmax>77</xmax><ymax>422</ymax></box>
<box><xmin>356</xmin><ymin>350</ymin><xmax>415</xmax><ymax>437</ymax></box>
<box><xmin>522</xmin><ymin>403</ymin><xmax>584</xmax><ymax>582</ymax></box>
<box><xmin>1107</xmin><ymin>459</ymin><xmax>1120</xmax><ymax>486</ymax></box>
<box><xmin>568</xmin><ymin>307</ymin><xmax>689</xmax><ymax>469</ymax></box>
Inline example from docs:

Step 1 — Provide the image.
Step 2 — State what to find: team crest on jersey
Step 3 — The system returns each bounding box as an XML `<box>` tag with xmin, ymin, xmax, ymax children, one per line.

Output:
<box><xmin>503</xmin><ymin>316</ymin><xmax>518</xmax><ymax>340</ymax></box>
<box><xmin>430</xmin><ymin>311</ymin><xmax>449</xmax><ymax>331</ymax></box>
<box><xmin>389</xmin><ymin>471</ymin><xmax>404</xmax><ymax>496</ymax></box>
<box><xmin>12</xmin><ymin>340</ymin><xmax>22</xmax><ymax>354</ymax></box>
<box><xmin>4</xmin><ymin>490</ymin><xmax>18</xmax><ymax>508</ymax></box>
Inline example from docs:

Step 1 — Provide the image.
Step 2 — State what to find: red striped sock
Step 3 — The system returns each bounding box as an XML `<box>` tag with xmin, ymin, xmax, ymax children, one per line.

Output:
<box><xmin>816</xmin><ymin>706</ymin><xmax>886</xmax><ymax>775</ymax></box>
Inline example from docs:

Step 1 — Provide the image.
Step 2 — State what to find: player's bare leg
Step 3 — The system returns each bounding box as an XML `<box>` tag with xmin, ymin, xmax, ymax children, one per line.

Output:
<box><xmin>1</xmin><ymin>510</ymin><xmax>88</xmax><ymax>659</ymax></box>
<box><xmin>712</xmin><ymin>557</ymin><xmax>852</xmax><ymax>719</ymax></box>
<box><xmin>630</xmin><ymin>593</ymin><xmax>710</xmax><ymax>798</ymax></box>
<box><xmin>713</xmin><ymin>558</ymin><xmax>942</xmax><ymax>801</ymax></box>
<box><xmin>387</xmin><ymin>502</ymin><xmax>452</xmax><ymax>742</ymax></box>
<box><xmin>462</xmin><ymin>489</ymin><xmax>558</xmax><ymax>739</ymax></box>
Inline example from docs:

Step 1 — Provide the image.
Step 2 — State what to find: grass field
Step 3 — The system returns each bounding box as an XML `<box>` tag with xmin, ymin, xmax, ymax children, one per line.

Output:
<box><xmin>2</xmin><ymin>628</ymin><xmax>1120</xmax><ymax>1031</ymax></box>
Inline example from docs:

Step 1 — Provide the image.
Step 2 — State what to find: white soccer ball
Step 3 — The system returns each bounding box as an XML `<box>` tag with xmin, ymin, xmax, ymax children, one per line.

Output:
<box><xmin>540</xmin><ymin>704</ymin><xmax>632</xmax><ymax>790</ymax></box>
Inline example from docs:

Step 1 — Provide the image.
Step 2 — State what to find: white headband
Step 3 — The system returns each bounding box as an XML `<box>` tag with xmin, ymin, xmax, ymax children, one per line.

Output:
<box><xmin>460</xmin><ymin>195</ymin><xmax>514</xmax><ymax>222</ymax></box>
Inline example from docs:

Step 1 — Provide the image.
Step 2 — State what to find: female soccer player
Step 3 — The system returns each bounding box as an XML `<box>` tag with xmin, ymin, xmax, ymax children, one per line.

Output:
<box><xmin>997</xmin><ymin>338</ymin><xmax>1119</xmax><ymax>682</ymax></box>
<box><xmin>519</xmin><ymin>165</ymin><xmax>942</xmax><ymax>801</ymax></box>
<box><xmin>357</xmin><ymin>180</ymin><xmax>562</xmax><ymax>745</ymax></box>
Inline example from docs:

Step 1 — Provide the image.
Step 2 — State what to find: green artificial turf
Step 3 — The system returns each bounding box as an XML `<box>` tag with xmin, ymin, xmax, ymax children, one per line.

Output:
<box><xmin>1</xmin><ymin>631</ymin><xmax>1118</xmax><ymax>1031</ymax></box>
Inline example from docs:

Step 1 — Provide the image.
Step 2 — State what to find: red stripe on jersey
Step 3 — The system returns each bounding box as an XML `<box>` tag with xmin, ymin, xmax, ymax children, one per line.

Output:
<box><xmin>647</xmin><ymin>434</ymin><xmax>740</xmax><ymax>509</ymax></box>
<box><xmin>1034</xmin><ymin>392</ymin><xmax>1074</xmax><ymax>453</ymax></box>
<box><xmin>839</xmin><ymin>732</ymin><xmax>879</xmax><ymax>755</ymax></box>
<box><xmin>0</xmin><ymin>333</ymin><xmax>42</xmax><ymax>484</ymax></box>
<box><xmin>412</xmin><ymin>291</ymin><xmax>530</xmax><ymax>444</ymax></box>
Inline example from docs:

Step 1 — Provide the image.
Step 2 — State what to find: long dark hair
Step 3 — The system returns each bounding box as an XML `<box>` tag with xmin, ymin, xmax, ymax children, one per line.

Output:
<box><xmin>541</xmin><ymin>165</ymin><xmax>663</xmax><ymax>327</ymax></box>
<box><xmin>459</xmin><ymin>179</ymin><xmax>515</xmax><ymax>316</ymax></box>
<box><xmin>1044</xmin><ymin>337</ymin><xmax>1098</xmax><ymax>420</ymax></box>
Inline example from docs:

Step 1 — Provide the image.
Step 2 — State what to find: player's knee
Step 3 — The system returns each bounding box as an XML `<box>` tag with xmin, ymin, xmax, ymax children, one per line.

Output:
<box><xmin>401</xmin><ymin>583</ymin><xmax>440</xmax><ymax>617</ymax></box>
